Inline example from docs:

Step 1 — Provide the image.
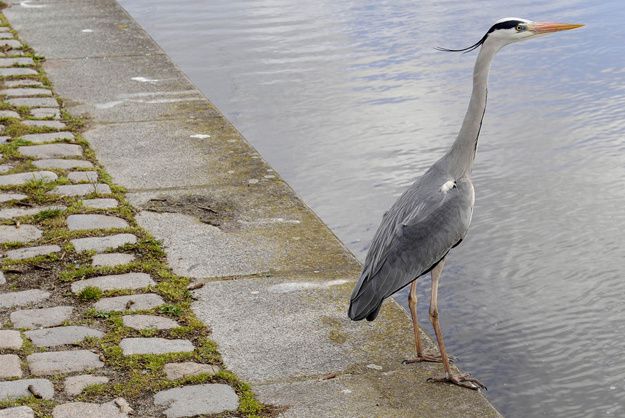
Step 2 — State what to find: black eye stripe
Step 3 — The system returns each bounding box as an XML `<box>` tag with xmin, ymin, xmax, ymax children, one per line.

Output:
<box><xmin>487</xmin><ymin>20</ymin><xmax>524</xmax><ymax>34</ymax></box>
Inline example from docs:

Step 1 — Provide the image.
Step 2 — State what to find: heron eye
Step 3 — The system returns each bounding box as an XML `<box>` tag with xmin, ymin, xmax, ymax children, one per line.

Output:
<box><xmin>516</xmin><ymin>24</ymin><xmax>526</xmax><ymax>32</ymax></box>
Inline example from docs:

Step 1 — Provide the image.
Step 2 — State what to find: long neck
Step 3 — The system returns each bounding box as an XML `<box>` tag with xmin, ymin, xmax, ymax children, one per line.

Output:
<box><xmin>445</xmin><ymin>42</ymin><xmax>499</xmax><ymax>178</ymax></box>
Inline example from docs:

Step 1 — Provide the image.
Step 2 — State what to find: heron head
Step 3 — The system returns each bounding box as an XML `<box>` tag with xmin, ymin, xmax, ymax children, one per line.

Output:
<box><xmin>437</xmin><ymin>17</ymin><xmax>584</xmax><ymax>53</ymax></box>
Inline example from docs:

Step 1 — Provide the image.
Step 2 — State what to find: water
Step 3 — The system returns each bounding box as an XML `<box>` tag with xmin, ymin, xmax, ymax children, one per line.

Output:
<box><xmin>118</xmin><ymin>1</ymin><xmax>625</xmax><ymax>416</ymax></box>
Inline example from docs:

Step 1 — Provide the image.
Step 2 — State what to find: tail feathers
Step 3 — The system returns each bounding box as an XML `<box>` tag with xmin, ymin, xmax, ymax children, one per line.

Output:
<box><xmin>348</xmin><ymin>275</ymin><xmax>383</xmax><ymax>321</ymax></box>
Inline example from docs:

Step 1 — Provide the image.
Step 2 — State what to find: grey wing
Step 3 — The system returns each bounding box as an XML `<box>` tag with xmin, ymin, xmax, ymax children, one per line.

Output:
<box><xmin>348</xmin><ymin>178</ymin><xmax>474</xmax><ymax>321</ymax></box>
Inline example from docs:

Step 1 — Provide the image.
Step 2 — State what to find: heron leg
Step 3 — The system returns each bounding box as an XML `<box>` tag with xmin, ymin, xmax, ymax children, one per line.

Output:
<box><xmin>426</xmin><ymin>258</ymin><xmax>486</xmax><ymax>391</ymax></box>
<box><xmin>402</xmin><ymin>280</ymin><xmax>443</xmax><ymax>364</ymax></box>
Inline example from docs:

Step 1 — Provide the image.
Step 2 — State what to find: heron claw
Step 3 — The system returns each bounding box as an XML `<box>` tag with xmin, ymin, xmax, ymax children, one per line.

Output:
<box><xmin>402</xmin><ymin>351</ymin><xmax>453</xmax><ymax>364</ymax></box>
<box><xmin>427</xmin><ymin>373</ymin><xmax>487</xmax><ymax>391</ymax></box>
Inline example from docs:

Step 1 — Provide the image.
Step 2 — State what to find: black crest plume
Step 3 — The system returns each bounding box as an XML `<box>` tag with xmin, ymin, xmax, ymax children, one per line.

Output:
<box><xmin>435</xmin><ymin>19</ymin><xmax>523</xmax><ymax>53</ymax></box>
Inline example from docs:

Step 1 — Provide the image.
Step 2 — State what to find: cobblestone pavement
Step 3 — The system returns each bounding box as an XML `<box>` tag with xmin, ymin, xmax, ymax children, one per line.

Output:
<box><xmin>0</xmin><ymin>18</ymin><xmax>263</xmax><ymax>418</ymax></box>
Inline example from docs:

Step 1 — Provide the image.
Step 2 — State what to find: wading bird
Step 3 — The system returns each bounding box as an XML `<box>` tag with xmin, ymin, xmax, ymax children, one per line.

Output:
<box><xmin>348</xmin><ymin>18</ymin><xmax>583</xmax><ymax>390</ymax></box>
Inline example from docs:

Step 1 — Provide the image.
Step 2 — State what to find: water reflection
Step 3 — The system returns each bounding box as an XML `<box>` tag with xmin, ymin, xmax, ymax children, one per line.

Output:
<box><xmin>119</xmin><ymin>0</ymin><xmax>625</xmax><ymax>416</ymax></box>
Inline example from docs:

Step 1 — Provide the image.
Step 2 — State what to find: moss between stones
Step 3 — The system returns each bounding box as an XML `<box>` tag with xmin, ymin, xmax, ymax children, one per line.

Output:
<box><xmin>0</xmin><ymin>19</ymin><xmax>271</xmax><ymax>418</ymax></box>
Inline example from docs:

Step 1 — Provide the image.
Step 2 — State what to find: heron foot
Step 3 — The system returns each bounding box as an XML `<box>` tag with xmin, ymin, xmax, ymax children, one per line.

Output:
<box><xmin>402</xmin><ymin>351</ymin><xmax>446</xmax><ymax>364</ymax></box>
<box><xmin>427</xmin><ymin>373</ymin><xmax>486</xmax><ymax>391</ymax></box>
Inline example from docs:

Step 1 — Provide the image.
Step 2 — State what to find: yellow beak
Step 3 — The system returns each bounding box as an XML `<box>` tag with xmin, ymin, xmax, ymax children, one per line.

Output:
<box><xmin>531</xmin><ymin>22</ymin><xmax>585</xmax><ymax>34</ymax></box>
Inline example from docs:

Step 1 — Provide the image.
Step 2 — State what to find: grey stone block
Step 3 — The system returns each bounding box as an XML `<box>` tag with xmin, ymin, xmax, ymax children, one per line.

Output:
<box><xmin>25</xmin><ymin>326</ymin><xmax>103</xmax><ymax>348</ymax></box>
<box><xmin>71</xmin><ymin>273</ymin><xmax>154</xmax><ymax>294</ymax></box>
<box><xmin>4</xmin><ymin>79</ymin><xmax>42</xmax><ymax>87</ymax></box>
<box><xmin>0</xmin><ymin>205</ymin><xmax>65</xmax><ymax>220</ymax></box>
<box><xmin>0</xmin><ymin>406</ymin><xmax>34</xmax><ymax>418</ymax></box>
<box><xmin>10</xmin><ymin>306</ymin><xmax>74</xmax><ymax>329</ymax></box>
<box><xmin>49</xmin><ymin>184</ymin><xmax>111</xmax><ymax>197</ymax></box>
<box><xmin>0</xmin><ymin>68</ymin><xmax>36</xmax><ymax>76</ymax></box>
<box><xmin>81</xmin><ymin>198</ymin><xmax>118</xmax><ymax>209</ymax></box>
<box><xmin>0</xmin><ymin>57</ymin><xmax>34</xmax><ymax>67</ymax></box>
<box><xmin>0</xmin><ymin>192</ymin><xmax>27</xmax><ymax>202</ymax></box>
<box><xmin>21</xmin><ymin>131</ymin><xmax>74</xmax><ymax>143</ymax></box>
<box><xmin>0</xmin><ymin>354</ymin><xmax>22</xmax><ymax>378</ymax></box>
<box><xmin>0</xmin><ymin>170</ymin><xmax>57</xmax><ymax>185</ymax></box>
<box><xmin>0</xmin><ymin>271</ymin><xmax>4</xmax><ymax>285</ymax></box>
<box><xmin>0</xmin><ymin>163</ymin><xmax>12</xmax><ymax>173</ymax></box>
<box><xmin>68</xmin><ymin>171</ymin><xmax>97</xmax><ymax>183</ymax></box>
<box><xmin>52</xmin><ymin>400</ymin><xmax>129</xmax><ymax>418</ymax></box>
<box><xmin>164</xmin><ymin>362</ymin><xmax>219</xmax><ymax>380</ymax></box>
<box><xmin>0</xmin><ymin>379</ymin><xmax>54</xmax><ymax>401</ymax></box>
<box><xmin>153</xmin><ymin>384</ymin><xmax>238</xmax><ymax>417</ymax></box>
<box><xmin>31</xmin><ymin>107</ymin><xmax>60</xmax><ymax>119</ymax></box>
<box><xmin>120</xmin><ymin>338</ymin><xmax>194</xmax><ymax>355</ymax></box>
<box><xmin>0</xmin><ymin>330</ymin><xmax>22</xmax><ymax>349</ymax></box>
<box><xmin>1</xmin><ymin>88</ymin><xmax>51</xmax><ymax>97</ymax></box>
<box><xmin>0</xmin><ymin>110</ymin><xmax>19</xmax><ymax>118</ymax></box>
<box><xmin>0</xmin><ymin>289</ymin><xmax>50</xmax><ymax>308</ymax></box>
<box><xmin>92</xmin><ymin>253</ymin><xmax>134</xmax><ymax>267</ymax></box>
<box><xmin>7</xmin><ymin>97</ymin><xmax>58</xmax><ymax>108</ymax></box>
<box><xmin>0</xmin><ymin>224</ymin><xmax>42</xmax><ymax>243</ymax></box>
<box><xmin>33</xmin><ymin>159</ymin><xmax>93</xmax><ymax>169</ymax></box>
<box><xmin>27</xmin><ymin>350</ymin><xmax>104</xmax><ymax>376</ymax></box>
<box><xmin>122</xmin><ymin>315</ymin><xmax>178</xmax><ymax>331</ymax></box>
<box><xmin>64</xmin><ymin>375</ymin><xmax>109</xmax><ymax>396</ymax></box>
<box><xmin>94</xmin><ymin>293</ymin><xmax>164</xmax><ymax>312</ymax></box>
<box><xmin>18</xmin><ymin>143</ymin><xmax>82</xmax><ymax>158</ymax></box>
<box><xmin>23</xmin><ymin>120</ymin><xmax>66</xmax><ymax>129</ymax></box>
<box><xmin>5</xmin><ymin>244</ymin><xmax>61</xmax><ymax>260</ymax></box>
<box><xmin>66</xmin><ymin>214</ymin><xmax>128</xmax><ymax>230</ymax></box>
<box><xmin>71</xmin><ymin>233</ymin><xmax>137</xmax><ymax>252</ymax></box>
<box><xmin>0</xmin><ymin>40</ymin><xmax>22</xmax><ymax>49</ymax></box>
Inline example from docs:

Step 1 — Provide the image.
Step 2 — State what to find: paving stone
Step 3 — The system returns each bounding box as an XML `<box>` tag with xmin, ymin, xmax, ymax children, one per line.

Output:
<box><xmin>1</xmin><ymin>88</ymin><xmax>51</xmax><ymax>97</ymax></box>
<box><xmin>94</xmin><ymin>293</ymin><xmax>164</xmax><ymax>312</ymax></box>
<box><xmin>0</xmin><ymin>379</ymin><xmax>54</xmax><ymax>401</ymax></box>
<box><xmin>0</xmin><ymin>225</ymin><xmax>42</xmax><ymax>243</ymax></box>
<box><xmin>25</xmin><ymin>326</ymin><xmax>103</xmax><ymax>348</ymax></box>
<box><xmin>64</xmin><ymin>375</ymin><xmax>109</xmax><ymax>396</ymax></box>
<box><xmin>4</xmin><ymin>79</ymin><xmax>42</xmax><ymax>88</ymax></box>
<box><xmin>5</xmin><ymin>245</ymin><xmax>61</xmax><ymax>260</ymax></box>
<box><xmin>21</xmin><ymin>131</ymin><xmax>74</xmax><ymax>143</ymax></box>
<box><xmin>49</xmin><ymin>184</ymin><xmax>111</xmax><ymax>197</ymax></box>
<box><xmin>71</xmin><ymin>233</ymin><xmax>137</xmax><ymax>252</ymax></box>
<box><xmin>123</xmin><ymin>315</ymin><xmax>178</xmax><ymax>331</ymax></box>
<box><xmin>0</xmin><ymin>137</ymin><xmax>8</xmax><ymax>145</ymax></box>
<box><xmin>0</xmin><ymin>271</ymin><xmax>5</xmax><ymax>285</ymax></box>
<box><xmin>82</xmin><ymin>198</ymin><xmax>118</xmax><ymax>209</ymax></box>
<box><xmin>0</xmin><ymin>205</ymin><xmax>65</xmax><ymax>220</ymax></box>
<box><xmin>52</xmin><ymin>399</ymin><xmax>129</xmax><ymax>418</ymax></box>
<box><xmin>0</xmin><ymin>289</ymin><xmax>50</xmax><ymax>308</ymax></box>
<box><xmin>31</xmin><ymin>108</ymin><xmax>60</xmax><ymax>119</ymax></box>
<box><xmin>18</xmin><ymin>143</ymin><xmax>82</xmax><ymax>158</ymax></box>
<box><xmin>0</xmin><ymin>330</ymin><xmax>23</xmax><ymax>349</ymax></box>
<box><xmin>0</xmin><ymin>163</ymin><xmax>12</xmax><ymax>173</ymax></box>
<box><xmin>154</xmin><ymin>384</ymin><xmax>238</xmax><ymax>417</ymax></box>
<box><xmin>0</xmin><ymin>110</ymin><xmax>20</xmax><ymax>118</ymax></box>
<box><xmin>67</xmin><ymin>214</ymin><xmax>128</xmax><ymax>231</ymax></box>
<box><xmin>33</xmin><ymin>159</ymin><xmax>93</xmax><ymax>169</ymax></box>
<box><xmin>10</xmin><ymin>306</ymin><xmax>74</xmax><ymax>329</ymax></box>
<box><xmin>0</xmin><ymin>406</ymin><xmax>34</xmax><ymax>418</ymax></box>
<box><xmin>68</xmin><ymin>171</ymin><xmax>97</xmax><ymax>183</ymax></box>
<box><xmin>23</xmin><ymin>120</ymin><xmax>66</xmax><ymax>129</ymax></box>
<box><xmin>164</xmin><ymin>362</ymin><xmax>220</xmax><ymax>380</ymax></box>
<box><xmin>7</xmin><ymin>97</ymin><xmax>58</xmax><ymax>108</ymax></box>
<box><xmin>0</xmin><ymin>68</ymin><xmax>35</xmax><ymax>77</ymax></box>
<box><xmin>27</xmin><ymin>350</ymin><xmax>104</xmax><ymax>376</ymax></box>
<box><xmin>71</xmin><ymin>273</ymin><xmax>154</xmax><ymax>294</ymax></box>
<box><xmin>0</xmin><ymin>170</ymin><xmax>57</xmax><ymax>185</ymax></box>
<box><xmin>92</xmin><ymin>252</ymin><xmax>135</xmax><ymax>267</ymax></box>
<box><xmin>0</xmin><ymin>354</ymin><xmax>22</xmax><ymax>378</ymax></box>
<box><xmin>120</xmin><ymin>338</ymin><xmax>194</xmax><ymax>355</ymax></box>
<box><xmin>0</xmin><ymin>33</ymin><xmax>12</xmax><ymax>40</ymax></box>
<box><xmin>0</xmin><ymin>40</ymin><xmax>22</xmax><ymax>49</ymax></box>
<box><xmin>0</xmin><ymin>57</ymin><xmax>34</xmax><ymax>67</ymax></box>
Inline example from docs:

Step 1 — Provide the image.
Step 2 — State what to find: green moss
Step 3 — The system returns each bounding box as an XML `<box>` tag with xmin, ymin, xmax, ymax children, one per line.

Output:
<box><xmin>78</xmin><ymin>286</ymin><xmax>102</xmax><ymax>301</ymax></box>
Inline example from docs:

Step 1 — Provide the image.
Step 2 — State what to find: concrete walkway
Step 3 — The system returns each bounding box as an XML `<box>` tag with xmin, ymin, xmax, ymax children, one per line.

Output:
<box><xmin>1</xmin><ymin>0</ymin><xmax>500</xmax><ymax>416</ymax></box>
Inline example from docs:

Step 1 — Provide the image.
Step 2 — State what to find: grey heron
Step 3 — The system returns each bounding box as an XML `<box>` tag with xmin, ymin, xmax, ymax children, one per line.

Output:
<box><xmin>348</xmin><ymin>18</ymin><xmax>583</xmax><ymax>390</ymax></box>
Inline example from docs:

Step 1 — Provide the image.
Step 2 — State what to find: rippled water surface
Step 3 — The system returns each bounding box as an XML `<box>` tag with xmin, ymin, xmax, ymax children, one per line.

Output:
<box><xmin>119</xmin><ymin>1</ymin><xmax>625</xmax><ymax>416</ymax></box>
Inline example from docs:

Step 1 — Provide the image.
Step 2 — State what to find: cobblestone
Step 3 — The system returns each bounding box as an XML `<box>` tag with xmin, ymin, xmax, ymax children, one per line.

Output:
<box><xmin>153</xmin><ymin>384</ymin><xmax>239</xmax><ymax>417</ymax></box>
<box><xmin>33</xmin><ymin>159</ymin><xmax>93</xmax><ymax>169</ymax></box>
<box><xmin>0</xmin><ymin>354</ymin><xmax>22</xmax><ymax>378</ymax></box>
<box><xmin>92</xmin><ymin>252</ymin><xmax>135</xmax><ymax>266</ymax></box>
<box><xmin>164</xmin><ymin>362</ymin><xmax>219</xmax><ymax>380</ymax></box>
<box><xmin>7</xmin><ymin>97</ymin><xmax>58</xmax><ymax>107</ymax></box>
<box><xmin>0</xmin><ymin>204</ymin><xmax>65</xmax><ymax>220</ymax></box>
<box><xmin>71</xmin><ymin>233</ymin><xmax>137</xmax><ymax>252</ymax></box>
<box><xmin>0</xmin><ymin>170</ymin><xmax>57</xmax><ymax>185</ymax></box>
<box><xmin>4</xmin><ymin>244</ymin><xmax>61</xmax><ymax>260</ymax></box>
<box><xmin>0</xmin><ymin>67</ymin><xmax>36</xmax><ymax>76</ymax></box>
<box><xmin>25</xmin><ymin>326</ymin><xmax>103</xmax><ymax>347</ymax></box>
<box><xmin>4</xmin><ymin>79</ymin><xmax>42</xmax><ymax>88</ymax></box>
<box><xmin>0</xmin><ymin>289</ymin><xmax>50</xmax><ymax>308</ymax></box>
<box><xmin>1</xmin><ymin>88</ymin><xmax>51</xmax><ymax>97</ymax></box>
<box><xmin>0</xmin><ymin>110</ymin><xmax>19</xmax><ymax>118</ymax></box>
<box><xmin>52</xmin><ymin>400</ymin><xmax>130</xmax><ymax>418</ymax></box>
<box><xmin>120</xmin><ymin>338</ymin><xmax>194</xmax><ymax>355</ymax></box>
<box><xmin>0</xmin><ymin>57</ymin><xmax>34</xmax><ymax>67</ymax></box>
<box><xmin>27</xmin><ymin>350</ymin><xmax>104</xmax><ymax>376</ymax></box>
<box><xmin>122</xmin><ymin>314</ymin><xmax>178</xmax><ymax>330</ymax></box>
<box><xmin>21</xmin><ymin>131</ymin><xmax>74</xmax><ymax>143</ymax></box>
<box><xmin>49</xmin><ymin>183</ymin><xmax>111</xmax><ymax>196</ymax></box>
<box><xmin>64</xmin><ymin>375</ymin><xmax>110</xmax><ymax>396</ymax></box>
<box><xmin>0</xmin><ymin>192</ymin><xmax>27</xmax><ymax>202</ymax></box>
<box><xmin>68</xmin><ymin>171</ymin><xmax>98</xmax><ymax>183</ymax></box>
<box><xmin>94</xmin><ymin>293</ymin><xmax>164</xmax><ymax>312</ymax></box>
<box><xmin>81</xmin><ymin>198</ymin><xmax>118</xmax><ymax>209</ymax></box>
<box><xmin>18</xmin><ymin>143</ymin><xmax>82</xmax><ymax>159</ymax></box>
<box><xmin>0</xmin><ymin>406</ymin><xmax>34</xmax><ymax>418</ymax></box>
<box><xmin>71</xmin><ymin>273</ymin><xmax>154</xmax><ymax>293</ymax></box>
<box><xmin>0</xmin><ymin>330</ymin><xmax>22</xmax><ymax>349</ymax></box>
<box><xmin>66</xmin><ymin>214</ymin><xmax>128</xmax><ymax>230</ymax></box>
<box><xmin>10</xmin><ymin>306</ymin><xmax>74</xmax><ymax>329</ymax></box>
<box><xmin>0</xmin><ymin>224</ymin><xmax>42</xmax><ymax>243</ymax></box>
<box><xmin>23</xmin><ymin>120</ymin><xmax>67</xmax><ymax>129</ymax></box>
<box><xmin>31</xmin><ymin>107</ymin><xmax>60</xmax><ymax>119</ymax></box>
<box><xmin>0</xmin><ymin>379</ymin><xmax>54</xmax><ymax>401</ymax></box>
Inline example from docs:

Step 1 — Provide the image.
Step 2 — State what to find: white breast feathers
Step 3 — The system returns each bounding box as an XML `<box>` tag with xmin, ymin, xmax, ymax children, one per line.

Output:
<box><xmin>440</xmin><ymin>180</ymin><xmax>456</xmax><ymax>193</ymax></box>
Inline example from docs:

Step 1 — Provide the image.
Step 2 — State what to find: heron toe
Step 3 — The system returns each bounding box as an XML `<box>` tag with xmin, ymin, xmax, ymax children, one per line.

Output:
<box><xmin>427</xmin><ymin>373</ymin><xmax>487</xmax><ymax>391</ymax></box>
<box><xmin>402</xmin><ymin>351</ymin><xmax>445</xmax><ymax>364</ymax></box>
